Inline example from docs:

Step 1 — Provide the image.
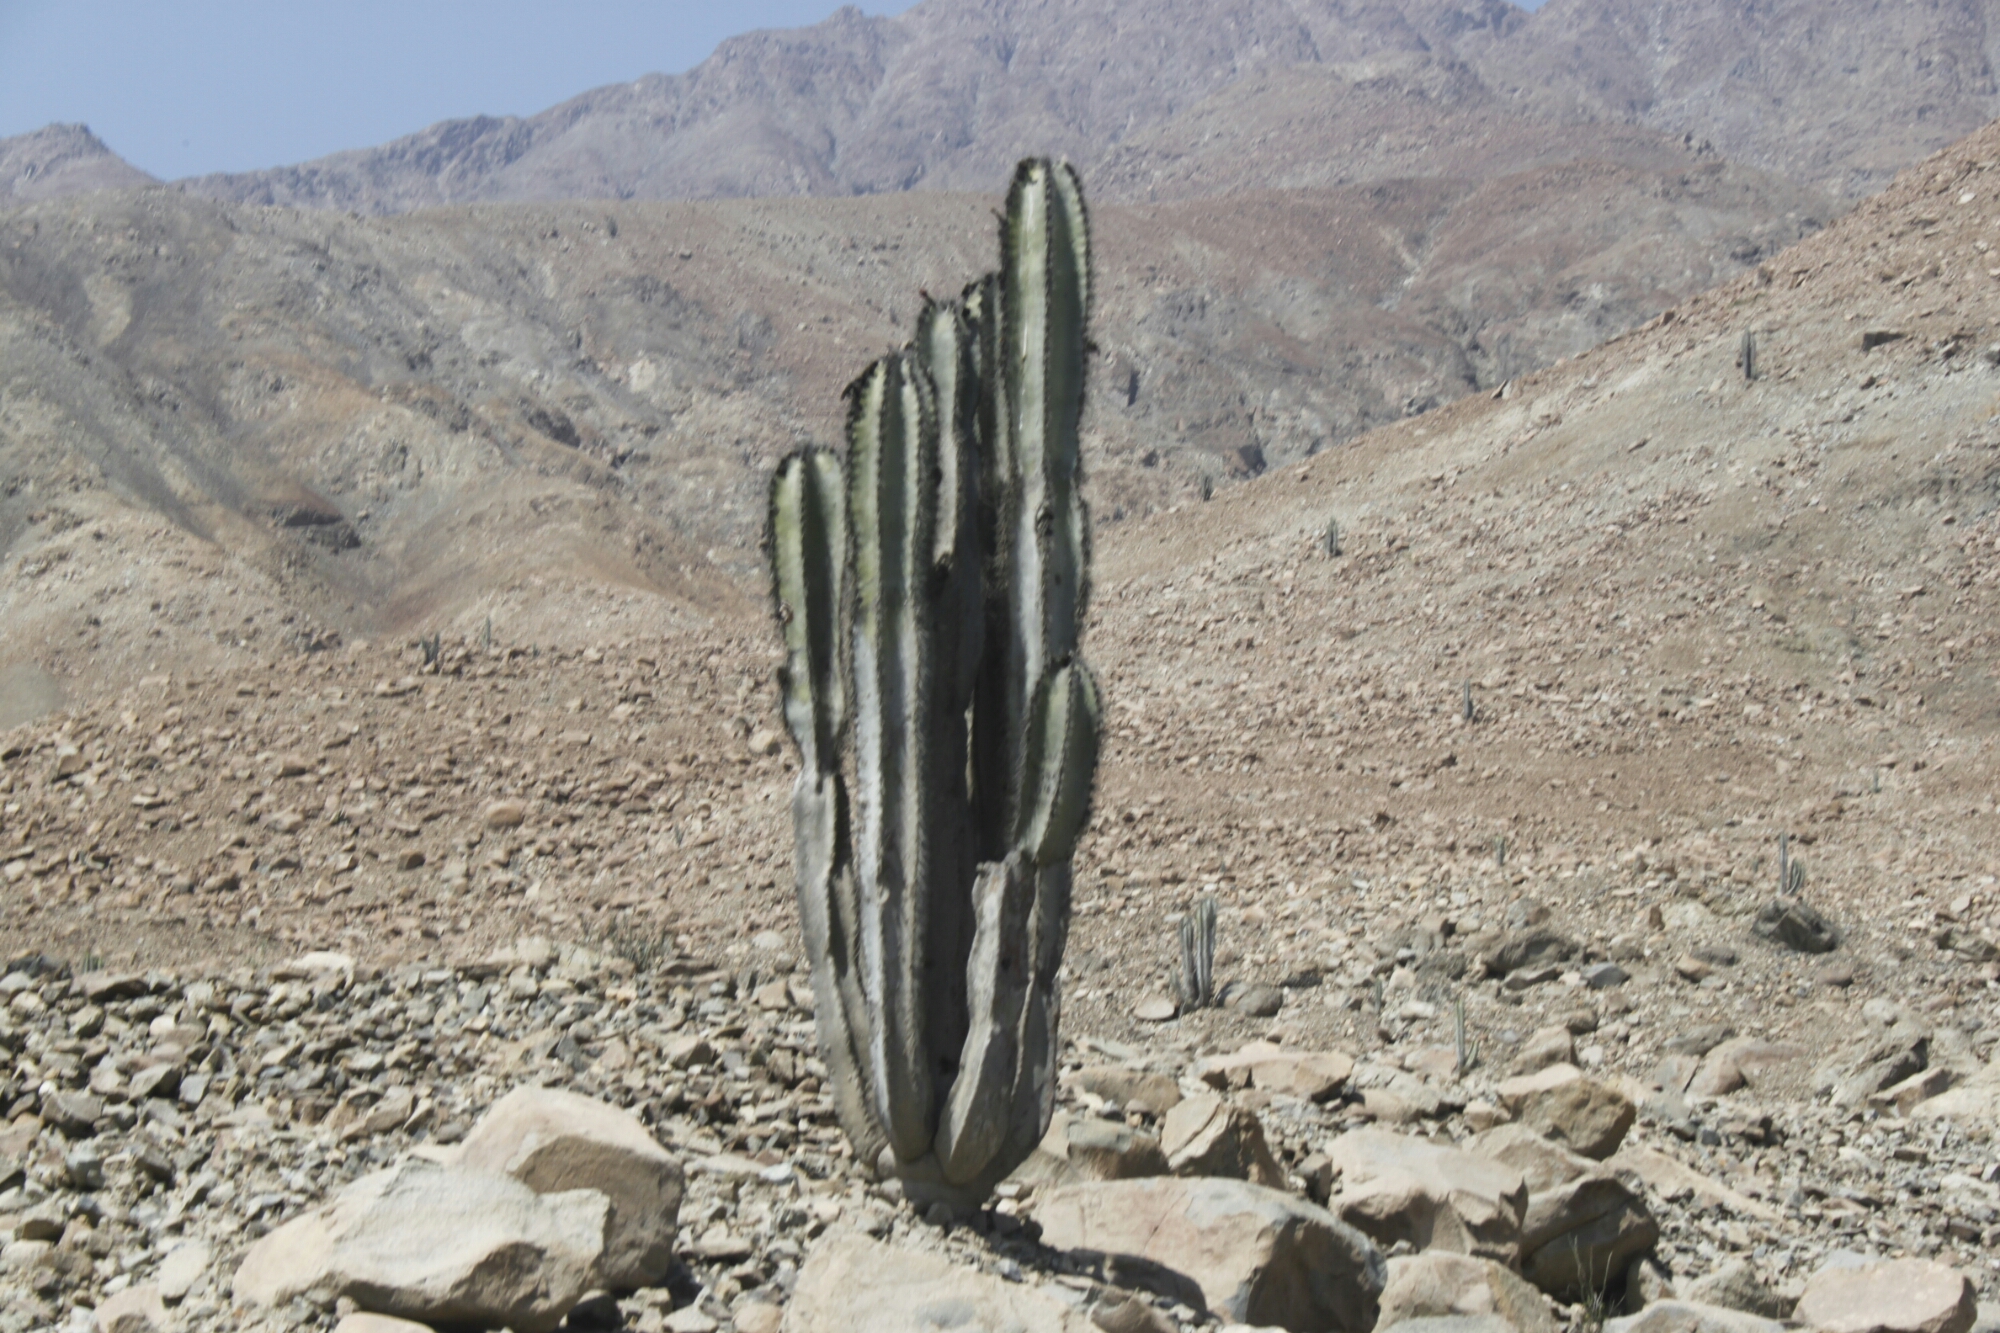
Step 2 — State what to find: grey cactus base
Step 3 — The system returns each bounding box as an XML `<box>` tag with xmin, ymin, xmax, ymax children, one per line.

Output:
<box><xmin>766</xmin><ymin>159</ymin><xmax>1102</xmax><ymax>1206</ymax></box>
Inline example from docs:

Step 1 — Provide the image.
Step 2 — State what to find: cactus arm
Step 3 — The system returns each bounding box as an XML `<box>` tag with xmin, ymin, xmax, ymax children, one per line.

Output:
<box><xmin>963</xmin><ymin>273</ymin><xmax>1016</xmax><ymax>864</ymax></box>
<box><xmin>769</xmin><ymin>449</ymin><xmax>848</xmax><ymax>775</ymax></box>
<box><xmin>934</xmin><ymin>853</ymin><xmax>1034</xmax><ymax>1185</ymax></box>
<box><xmin>911</xmin><ymin>299</ymin><xmax>984</xmax><ymax>1094</ymax></box>
<box><xmin>790</xmin><ymin>771</ymin><xmax>886</xmax><ymax>1168</ymax></box>
<box><xmin>1000</xmin><ymin>160</ymin><xmax>1093</xmax><ymax>835</ymax></box>
<box><xmin>999</xmin><ymin>860</ymin><xmax>1072</xmax><ymax>1178</ymax></box>
<box><xmin>845</xmin><ymin>352</ymin><xmax>942</xmax><ymax>1162</ymax></box>
<box><xmin>1013</xmin><ymin>659</ymin><xmax>1103</xmax><ymax>867</ymax></box>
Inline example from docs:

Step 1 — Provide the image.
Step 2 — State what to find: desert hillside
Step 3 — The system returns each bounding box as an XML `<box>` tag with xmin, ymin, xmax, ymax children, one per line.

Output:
<box><xmin>0</xmin><ymin>146</ymin><xmax>1825</xmax><ymax>715</ymax></box>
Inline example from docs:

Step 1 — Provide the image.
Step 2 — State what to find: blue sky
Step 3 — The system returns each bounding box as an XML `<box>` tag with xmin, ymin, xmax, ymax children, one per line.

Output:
<box><xmin>0</xmin><ymin>1</ymin><xmax>920</xmax><ymax>179</ymax></box>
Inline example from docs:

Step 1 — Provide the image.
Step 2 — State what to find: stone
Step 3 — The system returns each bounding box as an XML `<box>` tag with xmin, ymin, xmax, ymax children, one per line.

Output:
<box><xmin>1088</xmin><ymin>1292</ymin><xmax>1177</xmax><ymax>1333</ymax></box>
<box><xmin>1133</xmin><ymin>997</ymin><xmax>1179</xmax><ymax>1022</ymax></box>
<box><xmin>1034</xmin><ymin>1176</ymin><xmax>1385</xmax><ymax>1332</ymax></box>
<box><xmin>232</xmin><ymin>1158</ymin><xmax>607</xmax><ymax>1333</ymax></box>
<box><xmin>483</xmin><ymin>798</ymin><xmax>528</xmax><ymax>829</ymax></box>
<box><xmin>1511</xmin><ymin>1026</ymin><xmax>1576</xmax><ymax>1075</ymax></box>
<box><xmin>1793</xmin><ymin>1257</ymin><xmax>1976</xmax><ymax>1333</ymax></box>
<box><xmin>1817</xmin><ymin>1028</ymin><xmax>1930</xmax><ymax>1110</ymax></box>
<box><xmin>1583</xmin><ymin>963</ymin><xmax>1629</xmax><ymax>990</ymax></box>
<box><xmin>1481</xmin><ymin>927</ymin><xmax>1578</xmax><ymax>977</ymax></box>
<box><xmin>41</xmin><ymin>1088</ymin><xmax>103</xmax><ymax>1135</ymax></box>
<box><xmin>93</xmin><ymin>1284</ymin><xmax>169</xmax><ymax>1333</ymax></box>
<box><xmin>1506</xmin><ymin>1074</ymin><xmax>1635</xmax><ymax>1160</ymax></box>
<box><xmin>156</xmin><ymin>1238</ymin><xmax>212</xmax><ymax>1300</ymax></box>
<box><xmin>1226</xmin><ymin>983</ymin><xmax>1285</xmax><ymax>1017</ymax></box>
<box><xmin>1751</xmin><ymin>897</ymin><xmax>1839</xmax><ymax>953</ymax></box>
<box><xmin>1689</xmin><ymin>1039</ymin><xmax>1808</xmax><ymax>1098</ymax></box>
<box><xmin>1495</xmin><ymin>1063</ymin><xmax>1582</xmax><ymax>1115</ymax></box>
<box><xmin>334</xmin><ymin>1318</ymin><xmax>437</xmax><ymax>1333</ymax></box>
<box><xmin>1196</xmin><ymin>1042</ymin><xmax>1354</xmax><ymax>1102</ymax></box>
<box><xmin>1607</xmin><ymin>1146</ymin><xmax>1780</xmax><ymax>1222</ymax></box>
<box><xmin>455</xmin><ymin>1086</ymin><xmax>683</xmax><ymax>1289</ymax></box>
<box><xmin>1159</xmin><ymin>1093</ymin><xmax>1285</xmax><ymax>1188</ymax></box>
<box><xmin>1912</xmin><ymin>1059</ymin><xmax>2000</xmax><ymax>1123</ymax></box>
<box><xmin>785</xmin><ymin>1230</ymin><xmax>1090</xmax><ymax>1332</ymax></box>
<box><xmin>1870</xmin><ymin>1067</ymin><xmax>1953</xmax><ymax>1115</ymax></box>
<box><xmin>1604</xmin><ymin>1301</ymin><xmax>1786</xmax><ymax>1333</ymax></box>
<box><xmin>1467</xmin><ymin>1125</ymin><xmax>1657</xmax><ymax>1300</ymax></box>
<box><xmin>733</xmin><ymin>1303</ymin><xmax>784</xmax><ymax>1333</ymax></box>
<box><xmin>666</xmin><ymin>1309</ymin><xmax>720</xmax><ymax>1333</ymax></box>
<box><xmin>1682</xmin><ymin>1259</ymin><xmax>1792</xmax><ymax>1320</ymax></box>
<box><xmin>1377</xmin><ymin>1252</ymin><xmax>1558</xmax><ymax>1333</ymax></box>
<box><xmin>1071</xmin><ymin>1065</ymin><xmax>1185</xmax><ymax>1116</ymax></box>
<box><xmin>1058</xmin><ymin>1114</ymin><xmax>1170</xmax><ymax>1182</ymax></box>
<box><xmin>1326</xmin><ymin>1128</ymin><xmax>1527</xmax><ymax>1263</ymax></box>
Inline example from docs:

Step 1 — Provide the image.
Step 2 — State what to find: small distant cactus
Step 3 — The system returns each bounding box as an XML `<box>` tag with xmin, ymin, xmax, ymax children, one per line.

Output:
<box><xmin>1323</xmin><ymin>516</ymin><xmax>1342</xmax><ymax>557</ymax></box>
<box><xmin>1741</xmin><ymin>330</ymin><xmax>1758</xmax><ymax>382</ymax></box>
<box><xmin>418</xmin><ymin>632</ymin><xmax>442</xmax><ymax>668</ymax></box>
<box><xmin>1779</xmin><ymin>832</ymin><xmax>1805</xmax><ymax>896</ymax></box>
<box><xmin>1178</xmin><ymin>894</ymin><xmax>1218</xmax><ymax>1011</ymax></box>
<box><xmin>767</xmin><ymin>159</ymin><xmax>1102</xmax><ymax>1206</ymax></box>
<box><xmin>1453</xmin><ymin>994</ymin><xmax>1480</xmax><ymax>1074</ymax></box>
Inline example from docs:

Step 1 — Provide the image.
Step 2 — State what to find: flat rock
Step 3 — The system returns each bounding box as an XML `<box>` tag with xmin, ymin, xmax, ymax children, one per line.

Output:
<box><xmin>156</xmin><ymin>1237</ymin><xmax>212</xmax><ymax>1300</ymax></box>
<box><xmin>785</xmin><ymin>1229</ymin><xmax>1089</xmax><ymax>1332</ymax></box>
<box><xmin>1689</xmin><ymin>1038</ymin><xmax>1809</xmax><ymax>1098</ymax></box>
<box><xmin>1071</xmin><ymin>1064</ymin><xmax>1185</xmax><ymax>1115</ymax></box>
<box><xmin>334</xmin><ymin>1317</ymin><xmax>438</xmax><ymax>1333</ymax></box>
<box><xmin>1034</xmin><ymin>1176</ymin><xmax>1385</xmax><ymax>1332</ymax></box>
<box><xmin>93</xmin><ymin>1284</ymin><xmax>168</xmax><ymax>1333</ymax></box>
<box><xmin>1326</xmin><ymin>1127</ymin><xmax>1527</xmax><ymax>1263</ymax></box>
<box><xmin>1683</xmin><ymin>1258</ymin><xmax>1793</xmax><ymax>1320</ymax></box>
<box><xmin>1196</xmin><ymin>1041</ymin><xmax>1354</xmax><ymax>1102</ymax></box>
<box><xmin>1160</xmin><ymin>1092</ymin><xmax>1286</xmax><ymax>1188</ymax></box>
<box><xmin>1604</xmin><ymin>1301</ymin><xmax>1787</xmax><ymax>1333</ymax></box>
<box><xmin>455</xmin><ymin>1085</ymin><xmax>683</xmax><ymax>1288</ymax></box>
<box><xmin>1377</xmin><ymin>1251</ymin><xmax>1558</xmax><ymax>1333</ymax></box>
<box><xmin>1793</xmin><ymin>1257</ymin><xmax>1977</xmax><ymax>1333</ymax></box>
<box><xmin>232</xmin><ymin>1158</ymin><xmax>607</xmax><ymax>1333</ymax></box>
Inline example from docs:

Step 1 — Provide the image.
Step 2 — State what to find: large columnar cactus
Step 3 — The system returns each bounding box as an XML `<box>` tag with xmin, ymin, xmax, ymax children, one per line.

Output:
<box><xmin>766</xmin><ymin>159</ymin><xmax>1101</xmax><ymax>1205</ymax></box>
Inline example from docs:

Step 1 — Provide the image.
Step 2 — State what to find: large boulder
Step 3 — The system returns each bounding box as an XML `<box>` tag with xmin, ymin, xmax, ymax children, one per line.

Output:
<box><xmin>1467</xmin><ymin>1126</ymin><xmax>1657</xmax><ymax>1301</ymax></box>
<box><xmin>1327</xmin><ymin>1128</ymin><xmax>1527</xmax><ymax>1264</ymax></box>
<box><xmin>785</xmin><ymin>1230</ymin><xmax>1089</xmax><ymax>1332</ymax></box>
<box><xmin>1376</xmin><ymin>1252</ymin><xmax>1557</xmax><ymax>1333</ymax></box>
<box><xmin>1793</xmin><ymin>1257</ymin><xmax>1977</xmax><ymax>1333</ymax></box>
<box><xmin>1160</xmin><ymin>1092</ymin><xmax>1286</xmax><ymax>1188</ymax></box>
<box><xmin>455</xmin><ymin>1085</ymin><xmax>683</xmax><ymax>1288</ymax></box>
<box><xmin>233</xmin><ymin>1158</ymin><xmax>607</xmax><ymax>1333</ymax></box>
<box><xmin>1034</xmin><ymin>1176</ymin><xmax>1386</xmax><ymax>1332</ymax></box>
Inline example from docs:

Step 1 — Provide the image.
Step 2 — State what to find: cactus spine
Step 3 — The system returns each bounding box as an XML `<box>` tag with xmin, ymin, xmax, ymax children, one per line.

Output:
<box><xmin>767</xmin><ymin>159</ymin><xmax>1101</xmax><ymax>1204</ymax></box>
